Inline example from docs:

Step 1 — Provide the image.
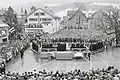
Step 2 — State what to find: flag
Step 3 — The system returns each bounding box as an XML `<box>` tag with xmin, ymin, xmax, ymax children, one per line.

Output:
<box><xmin>9</xmin><ymin>27</ymin><xmax>15</xmax><ymax>33</ymax></box>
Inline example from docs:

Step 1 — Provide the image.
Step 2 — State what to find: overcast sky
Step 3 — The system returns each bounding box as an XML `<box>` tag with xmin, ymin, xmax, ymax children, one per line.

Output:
<box><xmin>1</xmin><ymin>0</ymin><xmax>120</xmax><ymax>8</ymax></box>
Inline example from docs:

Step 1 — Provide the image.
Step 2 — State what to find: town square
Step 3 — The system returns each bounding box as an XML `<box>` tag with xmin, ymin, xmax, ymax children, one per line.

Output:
<box><xmin>0</xmin><ymin>0</ymin><xmax>120</xmax><ymax>79</ymax></box>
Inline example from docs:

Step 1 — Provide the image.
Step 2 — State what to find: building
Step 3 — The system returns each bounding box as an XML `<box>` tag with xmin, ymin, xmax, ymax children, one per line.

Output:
<box><xmin>67</xmin><ymin>8</ymin><xmax>88</xmax><ymax>29</ymax></box>
<box><xmin>59</xmin><ymin>8</ymin><xmax>97</xmax><ymax>29</ymax></box>
<box><xmin>0</xmin><ymin>9</ymin><xmax>6</xmax><ymax>21</ymax></box>
<box><xmin>0</xmin><ymin>20</ymin><xmax>9</xmax><ymax>43</ymax></box>
<box><xmin>60</xmin><ymin>8</ymin><xmax>89</xmax><ymax>29</ymax></box>
<box><xmin>26</xmin><ymin>8</ymin><xmax>61</xmax><ymax>34</ymax></box>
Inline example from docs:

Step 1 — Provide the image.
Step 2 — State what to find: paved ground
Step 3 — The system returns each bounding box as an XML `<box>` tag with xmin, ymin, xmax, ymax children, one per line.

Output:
<box><xmin>6</xmin><ymin>46</ymin><xmax>120</xmax><ymax>73</ymax></box>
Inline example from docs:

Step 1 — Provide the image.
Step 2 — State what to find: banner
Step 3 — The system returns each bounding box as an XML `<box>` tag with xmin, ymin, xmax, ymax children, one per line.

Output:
<box><xmin>9</xmin><ymin>27</ymin><xmax>15</xmax><ymax>33</ymax></box>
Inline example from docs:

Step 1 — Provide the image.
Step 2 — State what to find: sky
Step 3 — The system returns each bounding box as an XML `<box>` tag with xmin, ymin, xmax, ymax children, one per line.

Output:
<box><xmin>0</xmin><ymin>0</ymin><xmax>42</xmax><ymax>7</ymax></box>
<box><xmin>1</xmin><ymin>0</ymin><xmax>120</xmax><ymax>8</ymax></box>
<box><xmin>1</xmin><ymin>0</ymin><xmax>120</xmax><ymax>14</ymax></box>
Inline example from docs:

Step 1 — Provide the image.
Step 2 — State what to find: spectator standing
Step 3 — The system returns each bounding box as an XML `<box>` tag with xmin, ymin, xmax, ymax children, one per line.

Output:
<box><xmin>20</xmin><ymin>49</ymin><xmax>24</xmax><ymax>59</ymax></box>
<box><xmin>88</xmin><ymin>52</ymin><xmax>91</xmax><ymax>61</ymax></box>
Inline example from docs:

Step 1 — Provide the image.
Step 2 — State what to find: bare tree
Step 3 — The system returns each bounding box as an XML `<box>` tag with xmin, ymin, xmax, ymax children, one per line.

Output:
<box><xmin>94</xmin><ymin>7</ymin><xmax>120</xmax><ymax>45</ymax></box>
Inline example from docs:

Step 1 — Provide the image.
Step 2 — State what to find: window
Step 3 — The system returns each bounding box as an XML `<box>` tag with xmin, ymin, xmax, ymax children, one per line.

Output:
<box><xmin>48</xmin><ymin>18</ymin><xmax>52</xmax><ymax>21</ymax></box>
<box><xmin>29</xmin><ymin>18</ymin><xmax>37</xmax><ymax>21</ymax></box>
<box><xmin>39</xmin><ymin>18</ymin><xmax>41</xmax><ymax>21</ymax></box>
<box><xmin>42</xmin><ymin>18</ymin><xmax>52</xmax><ymax>21</ymax></box>
<box><xmin>34</xmin><ymin>13</ymin><xmax>39</xmax><ymax>16</ymax></box>
<box><xmin>42</xmin><ymin>18</ymin><xmax>47</xmax><ymax>21</ymax></box>
<box><xmin>3</xmin><ymin>38</ymin><xmax>7</xmax><ymax>43</ymax></box>
<box><xmin>44</xmin><ymin>24</ymin><xmax>48</xmax><ymax>26</ymax></box>
<box><xmin>41</xmin><ymin>12</ymin><xmax>45</xmax><ymax>15</ymax></box>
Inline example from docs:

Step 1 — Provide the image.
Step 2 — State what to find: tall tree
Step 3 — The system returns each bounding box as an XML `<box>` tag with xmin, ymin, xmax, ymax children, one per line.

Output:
<box><xmin>4</xmin><ymin>6</ymin><xmax>18</xmax><ymax>29</ymax></box>
<box><xmin>94</xmin><ymin>7</ymin><xmax>120</xmax><ymax>45</ymax></box>
<box><xmin>4</xmin><ymin>6</ymin><xmax>20</xmax><ymax>40</ymax></box>
<box><xmin>24</xmin><ymin>9</ymin><xmax>27</xmax><ymax>16</ymax></box>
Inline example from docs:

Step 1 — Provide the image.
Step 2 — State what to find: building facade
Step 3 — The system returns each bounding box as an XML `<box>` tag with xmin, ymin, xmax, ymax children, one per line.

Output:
<box><xmin>26</xmin><ymin>8</ymin><xmax>60</xmax><ymax>34</ymax></box>
<box><xmin>60</xmin><ymin>9</ymin><xmax>97</xmax><ymax>29</ymax></box>
<box><xmin>67</xmin><ymin>9</ymin><xmax>88</xmax><ymax>29</ymax></box>
<box><xmin>0</xmin><ymin>20</ymin><xmax>9</xmax><ymax>43</ymax></box>
<box><xmin>0</xmin><ymin>9</ymin><xmax>6</xmax><ymax>21</ymax></box>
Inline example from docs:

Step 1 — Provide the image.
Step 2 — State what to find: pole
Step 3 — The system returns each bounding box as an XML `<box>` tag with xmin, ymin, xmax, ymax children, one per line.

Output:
<box><xmin>38</xmin><ymin>12</ymin><xmax>40</xmax><ymax>26</ymax></box>
<box><xmin>79</xmin><ymin>16</ymin><xmax>80</xmax><ymax>29</ymax></box>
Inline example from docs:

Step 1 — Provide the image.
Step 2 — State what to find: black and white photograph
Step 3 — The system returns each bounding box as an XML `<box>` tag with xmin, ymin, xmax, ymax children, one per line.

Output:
<box><xmin>0</xmin><ymin>0</ymin><xmax>120</xmax><ymax>79</ymax></box>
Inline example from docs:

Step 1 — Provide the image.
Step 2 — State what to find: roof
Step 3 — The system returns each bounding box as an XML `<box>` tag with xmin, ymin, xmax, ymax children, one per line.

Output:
<box><xmin>0</xmin><ymin>20</ymin><xmax>9</xmax><ymax>27</ymax></box>
<box><xmin>68</xmin><ymin>8</ymin><xmax>87</xmax><ymax>21</ymax></box>
<box><xmin>27</xmin><ymin>8</ymin><xmax>61</xmax><ymax>19</ymax></box>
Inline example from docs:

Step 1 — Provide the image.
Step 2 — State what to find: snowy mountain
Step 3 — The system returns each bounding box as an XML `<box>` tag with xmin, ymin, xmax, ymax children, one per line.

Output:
<box><xmin>90</xmin><ymin>2</ymin><xmax>120</xmax><ymax>8</ymax></box>
<box><xmin>55</xmin><ymin>8</ymin><xmax>78</xmax><ymax>18</ymax></box>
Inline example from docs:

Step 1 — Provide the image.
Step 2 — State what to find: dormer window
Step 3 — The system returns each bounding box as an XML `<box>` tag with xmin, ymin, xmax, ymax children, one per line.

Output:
<box><xmin>41</xmin><ymin>12</ymin><xmax>45</xmax><ymax>16</ymax></box>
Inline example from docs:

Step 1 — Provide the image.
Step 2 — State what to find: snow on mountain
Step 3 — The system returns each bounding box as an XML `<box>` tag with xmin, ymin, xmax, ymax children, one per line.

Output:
<box><xmin>90</xmin><ymin>2</ymin><xmax>120</xmax><ymax>8</ymax></box>
<box><xmin>55</xmin><ymin>8</ymin><xmax>78</xmax><ymax>18</ymax></box>
<box><xmin>90</xmin><ymin>2</ymin><xmax>110</xmax><ymax>6</ymax></box>
<box><xmin>46</xmin><ymin>4</ymin><xmax>61</xmax><ymax>7</ymax></box>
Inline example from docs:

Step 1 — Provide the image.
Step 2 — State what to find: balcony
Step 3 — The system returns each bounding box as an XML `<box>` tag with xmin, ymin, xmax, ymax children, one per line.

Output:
<box><xmin>26</xmin><ymin>24</ymin><xmax>43</xmax><ymax>28</ymax></box>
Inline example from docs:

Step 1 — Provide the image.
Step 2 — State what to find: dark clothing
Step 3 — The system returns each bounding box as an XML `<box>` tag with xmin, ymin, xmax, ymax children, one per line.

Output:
<box><xmin>20</xmin><ymin>50</ymin><xmax>24</xmax><ymax>59</ymax></box>
<box><xmin>84</xmin><ymin>53</ymin><xmax>87</xmax><ymax>58</ymax></box>
<box><xmin>88</xmin><ymin>52</ymin><xmax>91</xmax><ymax>60</ymax></box>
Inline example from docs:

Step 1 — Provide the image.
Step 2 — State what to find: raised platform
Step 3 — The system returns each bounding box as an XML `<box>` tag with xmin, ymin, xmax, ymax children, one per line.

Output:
<box><xmin>40</xmin><ymin>48</ymin><xmax>57</xmax><ymax>59</ymax></box>
<box><xmin>74</xmin><ymin>52</ymin><xmax>84</xmax><ymax>58</ymax></box>
<box><xmin>56</xmin><ymin>51</ymin><xmax>74</xmax><ymax>60</ymax></box>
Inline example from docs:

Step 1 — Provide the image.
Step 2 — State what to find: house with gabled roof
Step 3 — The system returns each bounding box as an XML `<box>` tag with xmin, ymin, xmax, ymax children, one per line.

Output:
<box><xmin>64</xmin><ymin>8</ymin><xmax>88</xmax><ymax>29</ymax></box>
<box><xmin>26</xmin><ymin>8</ymin><xmax>61</xmax><ymax>34</ymax></box>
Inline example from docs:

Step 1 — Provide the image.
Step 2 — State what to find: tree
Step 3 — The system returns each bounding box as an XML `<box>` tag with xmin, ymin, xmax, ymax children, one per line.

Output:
<box><xmin>30</xmin><ymin>6</ymin><xmax>36</xmax><ymax>11</ymax></box>
<box><xmin>4</xmin><ymin>6</ymin><xmax>18</xmax><ymax>29</ymax></box>
<box><xmin>4</xmin><ymin>6</ymin><xmax>20</xmax><ymax>40</ymax></box>
<box><xmin>94</xmin><ymin>7</ymin><xmax>120</xmax><ymax>45</ymax></box>
<box><xmin>24</xmin><ymin>9</ymin><xmax>27</xmax><ymax>16</ymax></box>
<box><xmin>24</xmin><ymin>9</ymin><xmax>28</xmax><ymax>23</ymax></box>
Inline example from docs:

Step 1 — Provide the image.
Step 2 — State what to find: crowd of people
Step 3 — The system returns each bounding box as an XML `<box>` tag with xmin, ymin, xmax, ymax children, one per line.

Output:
<box><xmin>6</xmin><ymin>39</ymin><xmax>30</xmax><ymax>59</ymax></box>
<box><xmin>0</xmin><ymin>35</ymin><xmax>30</xmax><ymax>73</ymax></box>
<box><xmin>0</xmin><ymin>31</ymin><xmax>115</xmax><ymax>79</ymax></box>
<box><xmin>0</xmin><ymin>66</ymin><xmax>118</xmax><ymax>80</ymax></box>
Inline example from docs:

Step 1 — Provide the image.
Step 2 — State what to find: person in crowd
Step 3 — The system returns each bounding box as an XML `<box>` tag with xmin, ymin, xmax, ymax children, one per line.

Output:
<box><xmin>0</xmin><ymin>66</ymin><xmax>119</xmax><ymax>80</ymax></box>
<box><xmin>88</xmin><ymin>51</ymin><xmax>91</xmax><ymax>61</ymax></box>
<box><xmin>20</xmin><ymin>49</ymin><xmax>24</xmax><ymax>59</ymax></box>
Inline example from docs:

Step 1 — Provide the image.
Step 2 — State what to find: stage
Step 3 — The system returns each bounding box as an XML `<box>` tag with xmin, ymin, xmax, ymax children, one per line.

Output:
<box><xmin>40</xmin><ymin>50</ymin><xmax>85</xmax><ymax>60</ymax></box>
